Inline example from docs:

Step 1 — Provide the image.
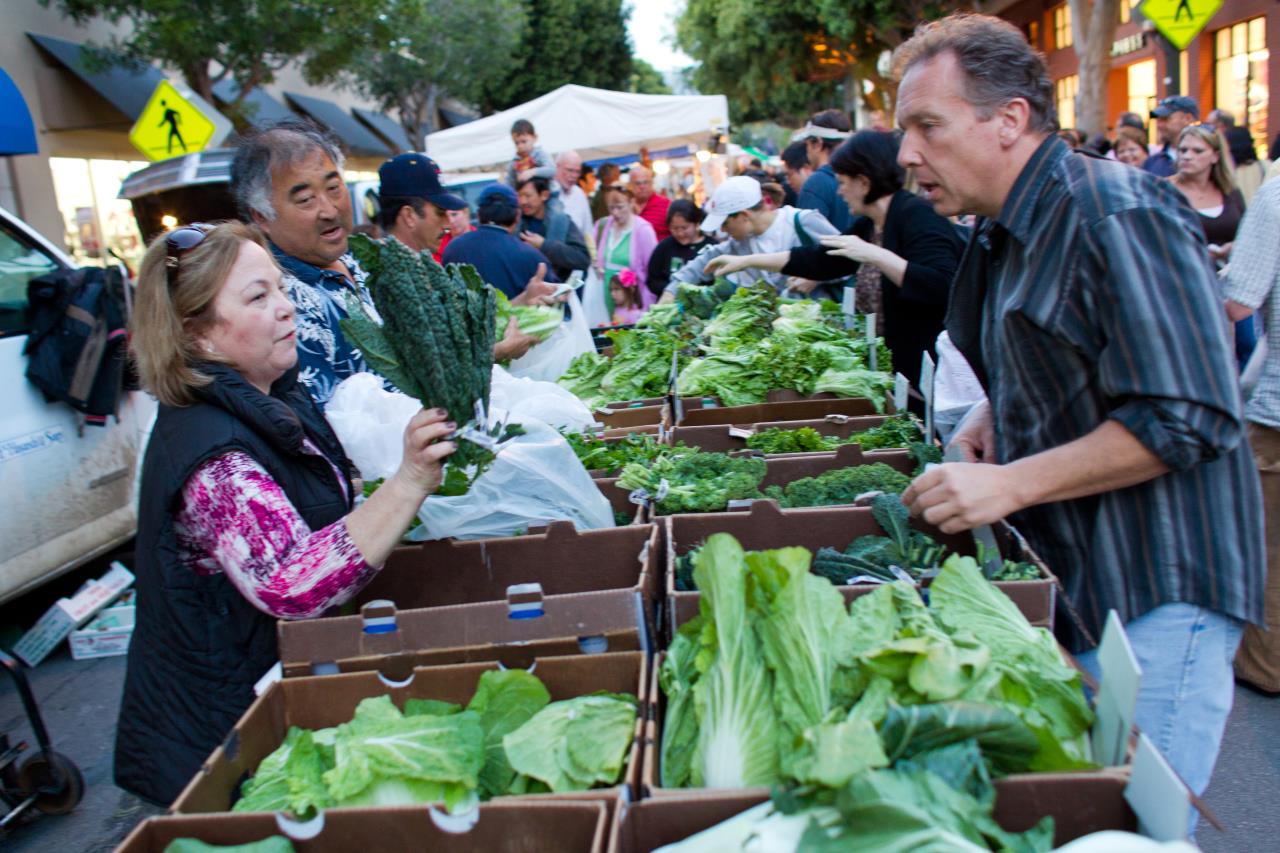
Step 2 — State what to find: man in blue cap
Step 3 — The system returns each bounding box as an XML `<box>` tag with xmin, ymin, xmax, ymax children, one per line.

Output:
<box><xmin>444</xmin><ymin>183</ymin><xmax>562</xmax><ymax>302</ymax></box>
<box><xmin>1143</xmin><ymin>95</ymin><xmax>1199</xmax><ymax>177</ymax></box>
<box><xmin>378</xmin><ymin>152</ymin><xmax>468</xmax><ymax>254</ymax></box>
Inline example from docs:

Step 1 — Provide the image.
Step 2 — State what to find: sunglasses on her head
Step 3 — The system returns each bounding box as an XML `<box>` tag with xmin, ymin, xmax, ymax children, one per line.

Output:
<box><xmin>165</xmin><ymin>223</ymin><xmax>214</xmax><ymax>290</ymax></box>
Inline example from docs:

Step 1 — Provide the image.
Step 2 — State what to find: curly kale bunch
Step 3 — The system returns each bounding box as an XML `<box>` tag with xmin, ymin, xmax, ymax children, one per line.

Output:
<box><xmin>764</xmin><ymin>462</ymin><xmax>911</xmax><ymax>508</ymax></box>
<box><xmin>559</xmin><ymin>429</ymin><xmax>684</xmax><ymax>476</ymax></box>
<box><xmin>616</xmin><ymin>450</ymin><xmax>766</xmax><ymax>514</ymax></box>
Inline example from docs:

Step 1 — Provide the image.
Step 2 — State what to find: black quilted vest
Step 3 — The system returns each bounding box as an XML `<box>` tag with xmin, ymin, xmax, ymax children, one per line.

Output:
<box><xmin>114</xmin><ymin>363</ymin><xmax>353</xmax><ymax>806</ymax></box>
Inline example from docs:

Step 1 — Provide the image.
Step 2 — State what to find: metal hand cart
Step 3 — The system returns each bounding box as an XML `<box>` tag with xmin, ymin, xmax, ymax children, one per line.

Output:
<box><xmin>0</xmin><ymin>649</ymin><xmax>84</xmax><ymax>830</ymax></box>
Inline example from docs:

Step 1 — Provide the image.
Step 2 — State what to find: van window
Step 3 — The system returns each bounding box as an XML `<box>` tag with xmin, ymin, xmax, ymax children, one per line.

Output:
<box><xmin>0</xmin><ymin>222</ymin><xmax>61</xmax><ymax>338</ymax></box>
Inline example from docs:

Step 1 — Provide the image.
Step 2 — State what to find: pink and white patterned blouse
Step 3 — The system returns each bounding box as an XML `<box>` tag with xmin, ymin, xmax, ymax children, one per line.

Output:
<box><xmin>173</xmin><ymin>440</ymin><xmax>374</xmax><ymax>620</ymax></box>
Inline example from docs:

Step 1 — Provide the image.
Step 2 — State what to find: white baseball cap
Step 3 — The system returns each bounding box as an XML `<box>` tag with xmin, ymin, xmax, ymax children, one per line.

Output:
<box><xmin>701</xmin><ymin>176</ymin><xmax>763</xmax><ymax>233</ymax></box>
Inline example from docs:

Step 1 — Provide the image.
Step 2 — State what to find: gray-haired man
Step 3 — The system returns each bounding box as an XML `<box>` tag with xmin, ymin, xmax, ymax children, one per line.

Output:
<box><xmin>229</xmin><ymin>119</ymin><xmax>371</xmax><ymax>408</ymax></box>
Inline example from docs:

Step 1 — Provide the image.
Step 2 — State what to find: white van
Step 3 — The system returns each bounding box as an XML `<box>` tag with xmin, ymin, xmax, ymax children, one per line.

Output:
<box><xmin>0</xmin><ymin>205</ymin><xmax>155</xmax><ymax>604</ymax></box>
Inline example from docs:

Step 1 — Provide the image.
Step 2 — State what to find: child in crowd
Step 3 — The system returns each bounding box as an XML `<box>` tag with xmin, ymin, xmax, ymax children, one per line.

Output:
<box><xmin>506</xmin><ymin>119</ymin><xmax>556</xmax><ymax>188</ymax></box>
<box><xmin>609</xmin><ymin>269</ymin><xmax>647</xmax><ymax>326</ymax></box>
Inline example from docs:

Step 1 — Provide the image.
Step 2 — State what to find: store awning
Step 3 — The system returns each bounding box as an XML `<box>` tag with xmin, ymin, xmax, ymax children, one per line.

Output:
<box><xmin>284</xmin><ymin>92</ymin><xmax>391</xmax><ymax>158</ymax></box>
<box><xmin>212</xmin><ymin>79</ymin><xmax>296</xmax><ymax>128</ymax></box>
<box><xmin>353</xmin><ymin>107</ymin><xmax>413</xmax><ymax>153</ymax></box>
<box><xmin>0</xmin><ymin>69</ymin><xmax>37</xmax><ymax>155</ymax></box>
<box><xmin>27</xmin><ymin>32</ymin><xmax>164</xmax><ymax>120</ymax></box>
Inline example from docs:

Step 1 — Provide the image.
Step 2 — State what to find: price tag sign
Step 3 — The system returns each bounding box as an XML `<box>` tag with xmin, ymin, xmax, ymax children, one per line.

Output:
<box><xmin>1092</xmin><ymin>610</ymin><xmax>1142</xmax><ymax>767</ymax></box>
<box><xmin>1125</xmin><ymin>733</ymin><xmax>1191</xmax><ymax>841</ymax></box>
<box><xmin>667</xmin><ymin>348</ymin><xmax>684</xmax><ymax>424</ymax></box>
<box><xmin>920</xmin><ymin>352</ymin><xmax>936</xmax><ymax>442</ymax></box>
<box><xmin>727</xmin><ymin>426</ymin><xmax>754</xmax><ymax>440</ymax></box>
<box><xmin>894</xmin><ymin>373</ymin><xmax>910</xmax><ymax>413</ymax></box>
<box><xmin>864</xmin><ymin>313</ymin><xmax>877</xmax><ymax>373</ymax></box>
<box><xmin>841</xmin><ymin>288</ymin><xmax>856</xmax><ymax>330</ymax></box>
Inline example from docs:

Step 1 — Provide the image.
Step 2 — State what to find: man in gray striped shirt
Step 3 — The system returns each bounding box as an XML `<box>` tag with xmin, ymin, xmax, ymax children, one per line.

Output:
<box><xmin>1225</xmin><ymin>178</ymin><xmax>1280</xmax><ymax>694</ymax></box>
<box><xmin>896</xmin><ymin>14</ymin><xmax>1265</xmax><ymax>811</ymax></box>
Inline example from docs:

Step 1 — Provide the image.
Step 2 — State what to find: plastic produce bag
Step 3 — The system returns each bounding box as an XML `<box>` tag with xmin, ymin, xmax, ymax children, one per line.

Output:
<box><xmin>410</xmin><ymin>413</ymin><xmax>615</xmax><ymax>541</ymax></box>
<box><xmin>508</xmin><ymin>289</ymin><xmax>596</xmax><ymax>382</ymax></box>
<box><xmin>580</xmin><ymin>265</ymin><xmax>611</xmax><ymax>329</ymax></box>
<box><xmin>326</xmin><ymin>373</ymin><xmax>614</xmax><ymax>541</ymax></box>
<box><xmin>326</xmin><ymin>373</ymin><xmax>420</xmax><ymax>480</ymax></box>
<box><xmin>490</xmin><ymin>365</ymin><xmax>595</xmax><ymax>431</ymax></box>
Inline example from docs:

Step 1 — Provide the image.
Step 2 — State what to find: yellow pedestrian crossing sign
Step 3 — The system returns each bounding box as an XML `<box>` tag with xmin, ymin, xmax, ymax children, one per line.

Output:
<box><xmin>129</xmin><ymin>80</ymin><xmax>231</xmax><ymax>161</ymax></box>
<box><xmin>1139</xmin><ymin>0</ymin><xmax>1224</xmax><ymax>51</ymax></box>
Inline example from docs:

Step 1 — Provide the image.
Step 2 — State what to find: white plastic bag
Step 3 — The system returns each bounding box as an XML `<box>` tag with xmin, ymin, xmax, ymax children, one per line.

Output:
<box><xmin>507</xmin><ymin>289</ymin><xmax>596</xmax><ymax>382</ymax></box>
<box><xmin>410</xmin><ymin>413</ymin><xmax>615</xmax><ymax>541</ymax></box>
<box><xmin>325</xmin><ymin>373</ymin><xmax>614</xmax><ymax>541</ymax></box>
<box><xmin>580</xmin><ymin>264</ymin><xmax>611</xmax><ymax>328</ymax></box>
<box><xmin>490</xmin><ymin>365</ymin><xmax>595</xmax><ymax>431</ymax></box>
<box><xmin>325</xmin><ymin>373</ymin><xmax>420</xmax><ymax>480</ymax></box>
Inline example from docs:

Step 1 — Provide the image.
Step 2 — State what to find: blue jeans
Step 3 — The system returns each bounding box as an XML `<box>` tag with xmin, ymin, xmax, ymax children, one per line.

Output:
<box><xmin>1076</xmin><ymin>603</ymin><xmax>1242</xmax><ymax>816</ymax></box>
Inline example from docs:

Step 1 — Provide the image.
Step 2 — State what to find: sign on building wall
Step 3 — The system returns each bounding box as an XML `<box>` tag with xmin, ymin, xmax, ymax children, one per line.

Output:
<box><xmin>1139</xmin><ymin>0</ymin><xmax>1224</xmax><ymax>51</ymax></box>
<box><xmin>128</xmin><ymin>80</ymin><xmax>231</xmax><ymax>162</ymax></box>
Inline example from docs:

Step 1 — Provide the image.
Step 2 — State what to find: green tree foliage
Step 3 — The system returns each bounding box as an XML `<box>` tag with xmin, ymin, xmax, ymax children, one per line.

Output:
<box><xmin>630</xmin><ymin>57</ymin><xmax>673</xmax><ymax>95</ymax></box>
<box><xmin>675</xmin><ymin>0</ymin><xmax>964</xmax><ymax>122</ymax></box>
<box><xmin>478</xmin><ymin>0</ymin><xmax>633</xmax><ymax>113</ymax></box>
<box><xmin>335</xmin><ymin>0</ymin><xmax>526</xmax><ymax>147</ymax></box>
<box><xmin>44</xmin><ymin>0</ymin><xmax>380</xmax><ymax>131</ymax></box>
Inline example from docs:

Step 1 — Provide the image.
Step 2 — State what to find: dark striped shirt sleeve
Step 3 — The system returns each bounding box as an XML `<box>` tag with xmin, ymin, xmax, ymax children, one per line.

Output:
<box><xmin>1086</xmin><ymin>204</ymin><xmax>1244</xmax><ymax>471</ymax></box>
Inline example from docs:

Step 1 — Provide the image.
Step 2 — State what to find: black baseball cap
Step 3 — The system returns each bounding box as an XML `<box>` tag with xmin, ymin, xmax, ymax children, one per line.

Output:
<box><xmin>378</xmin><ymin>153</ymin><xmax>467</xmax><ymax>209</ymax></box>
<box><xmin>1150</xmin><ymin>96</ymin><xmax>1199</xmax><ymax>120</ymax></box>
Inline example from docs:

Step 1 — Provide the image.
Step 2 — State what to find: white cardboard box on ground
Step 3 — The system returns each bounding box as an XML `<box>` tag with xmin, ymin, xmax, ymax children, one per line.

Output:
<box><xmin>68</xmin><ymin>592</ymin><xmax>136</xmax><ymax>660</ymax></box>
<box><xmin>11</xmin><ymin>562</ymin><xmax>134</xmax><ymax>665</ymax></box>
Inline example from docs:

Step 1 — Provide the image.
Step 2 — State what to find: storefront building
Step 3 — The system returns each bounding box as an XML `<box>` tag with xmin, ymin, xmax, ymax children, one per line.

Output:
<box><xmin>1</xmin><ymin>1</ymin><xmax>472</xmax><ymax>266</ymax></box>
<box><xmin>982</xmin><ymin>0</ymin><xmax>1276</xmax><ymax>156</ymax></box>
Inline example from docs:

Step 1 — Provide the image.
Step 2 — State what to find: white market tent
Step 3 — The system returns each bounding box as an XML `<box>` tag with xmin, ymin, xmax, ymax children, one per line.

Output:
<box><xmin>423</xmin><ymin>84</ymin><xmax>730</xmax><ymax>170</ymax></box>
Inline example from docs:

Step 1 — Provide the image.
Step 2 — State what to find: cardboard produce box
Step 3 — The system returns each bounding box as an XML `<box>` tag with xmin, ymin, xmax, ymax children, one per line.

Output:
<box><xmin>637</xmin><ymin>657</ymin><xmax>1137</xmax><ymax>848</ymax></box>
<box><xmin>68</xmin><ymin>591</ymin><xmax>136</xmax><ymax>660</ymax></box>
<box><xmin>278</xmin><ymin>523</ymin><xmax>659</xmax><ymax>678</ymax></box>
<box><xmin>117</xmin><ymin>800</ymin><xmax>608</xmax><ymax>853</ymax></box>
<box><xmin>663</xmin><ymin>501</ymin><xmax>1056</xmax><ymax>635</ymax></box>
<box><xmin>606</xmin><ymin>778</ymin><xmax>1136</xmax><ymax>853</ymax></box>
<box><xmin>675</xmin><ymin>393</ymin><xmax>889</xmax><ymax>427</ymax></box>
<box><xmin>593</xmin><ymin>403</ymin><xmax>668</xmax><ymax>430</ymax></box>
<box><xmin>669</xmin><ymin>414</ymin><xmax>891</xmax><ymax>454</ymax></box>
<box><xmin>12</xmin><ymin>561</ymin><xmax>134</xmax><ymax>666</ymax></box>
<box><xmin>173</xmin><ymin>653</ymin><xmax>647</xmax><ymax>817</ymax></box>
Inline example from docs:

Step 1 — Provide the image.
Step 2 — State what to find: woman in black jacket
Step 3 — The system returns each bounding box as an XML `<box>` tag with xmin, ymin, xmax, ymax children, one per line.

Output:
<box><xmin>707</xmin><ymin>130</ymin><xmax>964</xmax><ymax>392</ymax></box>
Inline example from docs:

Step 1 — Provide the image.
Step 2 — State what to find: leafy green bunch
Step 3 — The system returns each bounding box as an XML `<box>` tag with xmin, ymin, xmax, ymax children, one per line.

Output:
<box><xmin>493</xmin><ymin>290</ymin><xmax>562</xmax><ymax>346</ymax></box>
<box><xmin>660</xmin><ymin>534</ymin><xmax>1094</xmax><ymax>802</ymax></box>
<box><xmin>340</xmin><ymin>234</ymin><xmax>521</xmax><ymax>494</ymax></box>
<box><xmin>764</xmin><ymin>463</ymin><xmax>912</xmax><ymax>508</ymax></box>
<box><xmin>674</xmin><ymin>278</ymin><xmax>738</xmax><ymax>320</ymax></box>
<box><xmin>558</xmin><ymin>429</ymin><xmax>684</xmax><ymax>476</ymax></box>
<box><xmin>745</xmin><ymin>415</ymin><xmax>925</xmax><ymax>455</ymax></box>
<box><xmin>616</xmin><ymin>449</ymin><xmax>766</xmax><ymax>514</ymax></box>
<box><xmin>701</xmin><ymin>282</ymin><xmax>779</xmax><ymax>351</ymax></box>
<box><xmin>233</xmin><ymin>670</ymin><xmax>637</xmax><ymax>816</ymax></box>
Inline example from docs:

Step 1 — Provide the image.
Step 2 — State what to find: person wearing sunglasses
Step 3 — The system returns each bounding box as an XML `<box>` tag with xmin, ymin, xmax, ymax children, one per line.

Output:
<box><xmin>114</xmin><ymin>222</ymin><xmax>457</xmax><ymax>807</ymax></box>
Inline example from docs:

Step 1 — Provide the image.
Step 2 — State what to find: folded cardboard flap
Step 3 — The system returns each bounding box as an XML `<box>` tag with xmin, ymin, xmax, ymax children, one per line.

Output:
<box><xmin>670</xmin><ymin>415</ymin><xmax>890</xmax><ymax>454</ymax></box>
<box><xmin>594</xmin><ymin>404</ymin><xmax>666</xmax><ymax>430</ymax></box>
<box><xmin>119</xmin><ymin>800</ymin><xmax>609</xmax><ymax>852</ymax></box>
<box><xmin>757</xmin><ymin>442</ymin><xmax>914</xmax><ymax>490</ymax></box>
<box><xmin>358</xmin><ymin>523</ymin><xmax>657</xmax><ymax>607</ymax></box>
<box><xmin>662</xmin><ymin>503</ymin><xmax>1056</xmax><ymax>636</ymax></box>
<box><xmin>279</xmin><ymin>526</ymin><xmax>660</xmax><ymax>676</ymax></box>
<box><xmin>637</xmin><ymin>655</ymin><xmax>1136</xmax><ymax>848</ymax></box>
<box><xmin>172</xmin><ymin>653</ymin><xmax>648</xmax><ymax>817</ymax></box>
<box><xmin>676</xmin><ymin>395</ymin><xmax>886</xmax><ymax>427</ymax></box>
<box><xmin>595</xmin><ymin>477</ymin><xmax>645</xmax><ymax>522</ymax></box>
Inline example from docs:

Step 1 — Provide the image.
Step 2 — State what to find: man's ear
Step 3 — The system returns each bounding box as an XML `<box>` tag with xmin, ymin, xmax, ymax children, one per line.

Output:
<box><xmin>396</xmin><ymin>203</ymin><xmax>419</xmax><ymax>231</ymax></box>
<box><xmin>249</xmin><ymin>208</ymin><xmax>270</xmax><ymax>231</ymax></box>
<box><xmin>998</xmin><ymin>98</ymin><xmax>1034</xmax><ymax>147</ymax></box>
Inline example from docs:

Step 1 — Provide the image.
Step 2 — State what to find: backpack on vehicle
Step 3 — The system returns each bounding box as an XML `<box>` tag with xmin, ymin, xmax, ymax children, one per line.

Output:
<box><xmin>23</xmin><ymin>265</ymin><xmax>131</xmax><ymax>426</ymax></box>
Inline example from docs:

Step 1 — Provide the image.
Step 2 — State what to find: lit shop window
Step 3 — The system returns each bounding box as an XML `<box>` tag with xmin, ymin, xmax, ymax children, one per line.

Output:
<box><xmin>1056</xmin><ymin>75</ymin><xmax>1079</xmax><ymax>130</ymax></box>
<box><xmin>1054</xmin><ymin>5</ymin><xmax>1073</xmax><ymax>50</ymax></box>
<box><xmin>1215</xmin><ymin>17</ymin><xmax>1269</xmax><ymax>157</ymax></box>
<box><xmin>48</xmin><ymin>158</ymin><xmax>147</xmax><ymax>269</ymax></box>
<box><xmin>1127</xmin><ymin>60</ymin><xmax>1159</xmax><ymax>145</ymax></box>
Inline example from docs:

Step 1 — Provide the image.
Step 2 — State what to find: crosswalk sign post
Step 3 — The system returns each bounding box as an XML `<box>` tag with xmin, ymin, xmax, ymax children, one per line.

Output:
<box><xmin>1138</xmin><ymin>0</ymin><xmax>1224</xmax><ymax>51</ymax></box>
<box><xmin>128</xmin><ymin>80</ymin><xmax>232</xmax><ymax>162</ymax></box>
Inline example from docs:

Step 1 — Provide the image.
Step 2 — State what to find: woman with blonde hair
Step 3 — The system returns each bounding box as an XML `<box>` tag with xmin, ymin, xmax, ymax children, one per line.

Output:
<box><xmin>115</xmin><ymin>221</ymin><xmax>456</xmax><ymax>806</ymax></box>
<box><xmin>1168</xmin><ymin>124</ymin><xmax>1244</xmax><ymax>265</ymax></box>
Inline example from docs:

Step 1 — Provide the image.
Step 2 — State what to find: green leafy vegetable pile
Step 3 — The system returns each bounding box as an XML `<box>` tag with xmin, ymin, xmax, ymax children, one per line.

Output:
<box><xmin>232</xmin><ymin>670</ymin><xmax>636</xmax><ymax>816</ymax></box>
<box><xmin>340</xmin><ymin>234</ymin><xmax>521</xmax><ymax>494</ymax></box>
<box><xmin>660</xmin><ymin>534</ymin><xmax>1093</xmax><ymax>800</ymax></box>
<box><xmin>617</xmin><ymin>450</ymin><xmax>766</xmax><ymax>514</ymax></box>
<box><xmin>493</xmin><ymin>290</ymin><xmax>562</xmax><ymax>344</ymax></box>
<box><xmin>559</xmin><ymin>429</ymin><xmax>686</xmax><ymax>476</ymax></box>
<box><xmin>763</xmin><ymin>463</ymin><xmax>911</xmax><ymax>508</ymax></box>
<box><xmin>558</xmin><ymin>324</ymin><xmax>690</xmax><ymax>410</ymax></box>
<box><xmin>746</xmin><ymin>415</ymin><xmax>924</xmax><ymax>455</ymax></box>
